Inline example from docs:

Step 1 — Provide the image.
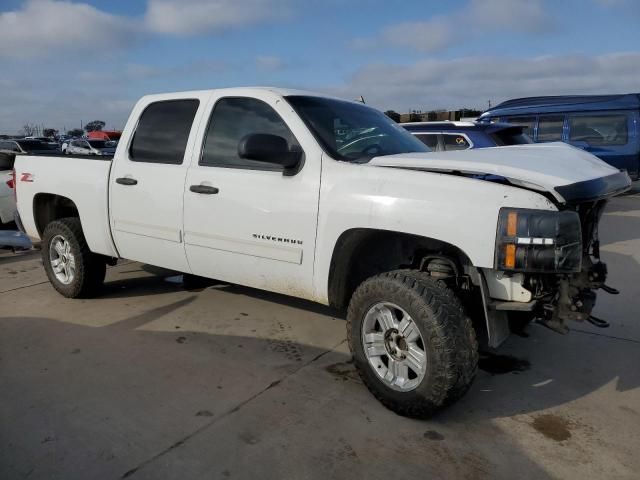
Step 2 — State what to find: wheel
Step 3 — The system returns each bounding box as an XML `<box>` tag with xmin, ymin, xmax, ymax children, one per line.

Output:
<box><xmin>347</xmin><ymin>270</ymin><xmax>478</xmax><ymax>418</ymax></box>
<box><xmin>41</xmin><ymin>217</ymin><xmax>106</xmax><ymax>298</ymax></box>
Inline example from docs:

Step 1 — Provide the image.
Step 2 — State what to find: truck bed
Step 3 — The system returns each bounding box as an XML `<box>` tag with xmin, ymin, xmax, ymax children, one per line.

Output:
<box><xmin>14</xmin><ymin>154</ymin><xmax>118</xmax><ymax>257</ymax></box>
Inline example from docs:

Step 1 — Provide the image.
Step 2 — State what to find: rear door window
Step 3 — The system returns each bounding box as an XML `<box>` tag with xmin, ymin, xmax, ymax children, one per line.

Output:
<box><xmin>442</xmin><ymin>134</ymin><xmax>470</xmax><ymax>151</ymax></box>
<box><xmin>568</xmin><ymin>114</ymin><xmax>628</xmax><ymax>146</ymax></box>
<box><xmin>505</xmin><ymin>117</ymin><xmax>536</xmax><ymax>136</ymax></box>
<box><xmin>130</xmin><ymin>99</ymin><xmax>200</xmax><ymax>164</ymax></box>
<box><xmin>415</xmin><ymin>133</ymin><xmax>439</xmax><ymax>150</ymax></box>
<box><xmin>537</xmin><ymin>116</ymin><xmax>564</xmax><ymax>142</ymax></box>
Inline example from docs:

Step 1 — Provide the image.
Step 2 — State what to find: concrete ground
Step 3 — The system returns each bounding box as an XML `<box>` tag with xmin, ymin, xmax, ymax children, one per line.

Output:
<box><xmin>1</xmin><ymin>193</ymin><xmax>639</xmax><ymax>480</ymax></box>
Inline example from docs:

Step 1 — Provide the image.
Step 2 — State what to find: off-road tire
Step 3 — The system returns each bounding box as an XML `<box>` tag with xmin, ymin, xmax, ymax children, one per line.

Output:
<box><xmin>42</xmin><ymin>217</ymin><xmax>106</xmax><ymax>298</ymax></box>
<box><xmin>347</xmin><ymin>269</ymin><xmax>478</xmax><ymax>418</ymax></box>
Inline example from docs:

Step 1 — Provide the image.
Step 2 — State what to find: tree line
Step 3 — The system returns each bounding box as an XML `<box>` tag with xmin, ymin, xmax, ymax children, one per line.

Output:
<box><xmin>21</xmin><ymin>120</ymin><xmax>107</xmax><ymax>138</ymax></box>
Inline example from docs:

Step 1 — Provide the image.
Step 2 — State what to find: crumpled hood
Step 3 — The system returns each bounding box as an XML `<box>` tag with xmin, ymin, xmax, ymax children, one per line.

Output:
<box><xmin>368</xmin><ymin>143</ymin><xmax>630</xmax><ymax>203</ymax></box>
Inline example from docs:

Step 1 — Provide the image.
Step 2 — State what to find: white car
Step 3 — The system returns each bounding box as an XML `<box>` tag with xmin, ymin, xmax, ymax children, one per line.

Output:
<box><xmin>13</xmin><ymin>87</ymin><xmax>630</xmax><ymax>418</ymax></box>
<box><xmin>65</xmin><ymin>139</ymin><xmax>116</xmax><ymax>156</ymax></box>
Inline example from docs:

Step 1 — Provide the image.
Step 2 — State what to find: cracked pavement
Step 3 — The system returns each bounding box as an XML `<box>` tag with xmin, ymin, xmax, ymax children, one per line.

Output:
<box><xmin>1</xmin><ymin>193</ymin><xmax>639</xmax><ymax>479</ymax></box>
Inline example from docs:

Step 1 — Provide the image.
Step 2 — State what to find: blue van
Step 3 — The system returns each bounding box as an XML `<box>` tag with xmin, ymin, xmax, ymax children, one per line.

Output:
<box><xmin>479</xmin><ymin>94</ymin><xmax>640</xmax><ymax>180</ymax></box>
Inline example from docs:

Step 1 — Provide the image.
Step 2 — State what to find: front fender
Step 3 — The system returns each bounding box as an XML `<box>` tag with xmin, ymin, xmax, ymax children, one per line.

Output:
<box><xmin>312</xmin><ymin>158</ymin><xmax>557</xmax><ymax>302</ymax></box>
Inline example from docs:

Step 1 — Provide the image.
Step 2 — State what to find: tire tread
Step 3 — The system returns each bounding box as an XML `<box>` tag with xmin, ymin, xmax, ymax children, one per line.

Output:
<box><xmin>42</xmin><ymin>217</ymin><xmax>106</xmax><ymax>298</ymax></box>
<box><xmin>347</xmin><ymin>269</ymin><xmax>478</xmax><ymax>418</ymax></box>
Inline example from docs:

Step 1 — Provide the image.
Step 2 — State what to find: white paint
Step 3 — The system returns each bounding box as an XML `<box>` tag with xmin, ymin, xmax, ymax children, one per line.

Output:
<box><xmin>482</xmin><ymin>271</ymin><xmax>532</xmax><ymax>302</ymax></box>
<box><xmin>13</xmin><ymin>87</ymin><xmax>620</xmax><ymax>306</ymax></box>
<box><xmin>368</xmin><ymin>142</ymin><xmax>619</xmax><ymax>202</ymax></box>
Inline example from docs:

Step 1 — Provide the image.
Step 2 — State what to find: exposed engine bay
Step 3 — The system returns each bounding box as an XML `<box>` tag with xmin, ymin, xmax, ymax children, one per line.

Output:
<box><xmin>515</xmin><ymin>199</ymin><xmax>618</xmax><ymax>333</ymax></box>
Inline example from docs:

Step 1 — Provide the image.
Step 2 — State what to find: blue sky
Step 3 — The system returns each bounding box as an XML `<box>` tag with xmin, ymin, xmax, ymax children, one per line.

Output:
<box><xmin>1</xmin><ymin>0</ymin><xmax>639</xmax><ymax>133</ymax></box>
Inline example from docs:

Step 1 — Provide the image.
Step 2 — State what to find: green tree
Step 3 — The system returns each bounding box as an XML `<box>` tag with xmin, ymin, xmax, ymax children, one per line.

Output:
<box><xmin>384</xmin><ymin>110</ymin><xmax>401</xmax><ymax>122</ymax></box>
<box><xmin>84</xmin><ymin>120</ymin><xmax>106</xmax><ymax>132</ymax></box>
<box><xmin>67</xmin><ymin>128</ymin><xmax>84</xmax><ymax>137</ymax></box>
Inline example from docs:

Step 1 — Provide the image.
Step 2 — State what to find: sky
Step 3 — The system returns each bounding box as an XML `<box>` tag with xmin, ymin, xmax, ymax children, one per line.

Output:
<box><xmin>0</xmin><ymin>0</ymin><xmax>639</xmax><ymax>134</ymax></box>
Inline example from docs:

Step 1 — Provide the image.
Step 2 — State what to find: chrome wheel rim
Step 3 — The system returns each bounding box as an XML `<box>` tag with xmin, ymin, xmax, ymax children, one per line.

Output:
<box><xmin>361</xmin><ymin>302</ymin><xmax>427</xmax><ymax>391</ymax></box>
<box><xmin>49</xmin><ymin>235</ymin><xmax>76</xmax><ymax>285</ymax></box>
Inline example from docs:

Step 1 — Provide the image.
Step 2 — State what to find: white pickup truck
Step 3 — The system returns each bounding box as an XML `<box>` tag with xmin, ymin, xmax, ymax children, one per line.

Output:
<box><xmin>14</xmin><ymin>87</ymin><xmax>630</xmax><ymax>418</ymax></box>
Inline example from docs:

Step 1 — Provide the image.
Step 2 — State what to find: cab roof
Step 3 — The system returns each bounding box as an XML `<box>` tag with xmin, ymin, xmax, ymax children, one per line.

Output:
<box><xmin>139</xmin><ymin>86</ymin><xmax>356</xmax><ymax>104</ymax></box>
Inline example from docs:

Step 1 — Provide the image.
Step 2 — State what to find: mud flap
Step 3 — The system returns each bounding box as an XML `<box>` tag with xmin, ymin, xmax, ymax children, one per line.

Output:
<box><xmin>468</xmin><ymin>268</ymin><xmax>510</xmax><ymax>348</ymax></box>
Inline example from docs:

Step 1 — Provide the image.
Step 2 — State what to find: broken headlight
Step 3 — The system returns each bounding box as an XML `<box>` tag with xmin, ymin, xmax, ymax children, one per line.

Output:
<box><xmin>495</xmin><ymin>208</ymin><xmax>582</xmax><ymax>273</ymax></box>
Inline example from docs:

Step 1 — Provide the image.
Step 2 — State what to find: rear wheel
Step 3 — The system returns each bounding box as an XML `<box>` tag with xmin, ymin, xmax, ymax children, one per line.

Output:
<box><xmin>42</xmin><ymin>217</ymin><xmax>106</xmax><ymax>298</ymax></box>
<box><xmin>347</xmin><ymin>270</ymin><xmax>478</xmax><ymax>418</ymax></box>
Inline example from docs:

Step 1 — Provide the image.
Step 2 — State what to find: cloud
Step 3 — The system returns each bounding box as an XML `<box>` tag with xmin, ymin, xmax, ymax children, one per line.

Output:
<box><xmin>378</xmin><ymin>18</ymin><xmax>452</xmax><ymax>54</ymax></box>
<box><xmin>325</xmin><ymin>53</ymin><xmax>640</xmax><ymax>112</ymax></box>
<box><xmin>356</xmin><ymin>0</ymin><xmax>551</xmax><ymax>53</ymax></box>
<box><xmin>0</xmin><ymin>0</ymin><xmax>136</xmax><ymax>58</ymax></box>
<box><xmin>0</xmin><ymin>0</ymin><xmax>294</xmax><ymax>59</ymax></box>
<box><xmin>468</xmin><ymin>0</ymin><xmax>550</xmax><ymax>32</ymax></box>
<box><xmin>0</xmin><ymin>55</ymin><xmax>235</xmax><ymax>133</ymax></box>
<box><xmin>255</xmin><ymin>55</ymin><xmax>286</xmax><ymax>71</ymax></box>
<box><xmin>144</xmin><ymin>0</ymin><xmax>290</xmax><ymax>35</ymax></box>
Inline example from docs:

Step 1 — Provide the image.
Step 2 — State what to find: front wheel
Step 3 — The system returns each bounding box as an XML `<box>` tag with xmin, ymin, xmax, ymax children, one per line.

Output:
<box><xmin>347</xmin><ymin>270</ymin><xmax>478</xmax><ymax>418</ymax></box>
<box><xmin>42</xmin><ymin>217</ymin><xmax>106</xmax><ymax>298</ymax></box>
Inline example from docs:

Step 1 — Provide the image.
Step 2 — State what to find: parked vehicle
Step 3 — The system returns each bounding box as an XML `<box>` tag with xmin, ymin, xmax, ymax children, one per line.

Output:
<box><xmin>87</xmin><ymin>130</ymin><xmax>122</xmax><ymax>141</ymax></box>
<box><xmin>0</xmin><ymin>161</ymin><xmax>15</xmax><ymax>224</ymax></box>
<box><xmin>13</xmin><ymin>87</ymin><xmax>630</xmax><ymax>418</ymax></box>
<box><xmin>402</xmin><ymin>121</ymin><xmax>532</xmax><ymax>151</ymax></box>
<box><xmin>65</xmin><ymin>139</ymin><xmax>117</xmax><ymax>156</ymax></box>
<box><xmin>0</xmin><ymin>147</ymin><xmax>16</xmax><ymax>224</ymax></box>
<box><xmin>479</xmin><ymin>94</ymin><xmax>640</xmax><ymax>179</ymax></box>
<box><xmin>0</xmin><ymin>139</ymin><xmax>59</xmax><ymax>154</ymax></box>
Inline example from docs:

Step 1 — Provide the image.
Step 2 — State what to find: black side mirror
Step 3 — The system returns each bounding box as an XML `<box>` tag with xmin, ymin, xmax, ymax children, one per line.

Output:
<box><xmin>238</xmin><ymin>133</ymin><xmax>302</xmax><ymax>172</ymax></box>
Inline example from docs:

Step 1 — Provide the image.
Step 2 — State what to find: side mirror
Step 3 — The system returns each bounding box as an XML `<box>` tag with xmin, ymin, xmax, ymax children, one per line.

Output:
<box><xmin>238</xmin><ymin>133</ymin><xmax>302</xmax><ymax>172</ymax></box>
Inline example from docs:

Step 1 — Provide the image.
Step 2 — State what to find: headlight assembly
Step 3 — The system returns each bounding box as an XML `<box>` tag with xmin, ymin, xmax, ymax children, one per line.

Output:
<box><xmin>495</xmin><ymin>208</ymin><xmax>582</xmax><ymax>273</ymax></box>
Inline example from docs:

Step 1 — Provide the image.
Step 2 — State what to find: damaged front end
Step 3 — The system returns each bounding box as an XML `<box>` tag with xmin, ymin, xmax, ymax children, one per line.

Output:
<box><xmin>495</xmin><ymin>186</ymin><xmax>618</xmax><ymax>333</ymax></box>
<box><xmin>522</xmin><ymin>199</ymin><xmax>618</xmax><ymax>334</ymax></box>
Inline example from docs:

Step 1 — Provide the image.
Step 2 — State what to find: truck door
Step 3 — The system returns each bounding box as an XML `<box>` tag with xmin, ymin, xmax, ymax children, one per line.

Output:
<box><xmin>183</xmin><ymin>94</ymin><xmax>321</xmax><ymax>299</ymax></box>
<box><xmin>109</xmin><ymin>95</ymin><xmax>205</xmax><ymax>271</ymax></box>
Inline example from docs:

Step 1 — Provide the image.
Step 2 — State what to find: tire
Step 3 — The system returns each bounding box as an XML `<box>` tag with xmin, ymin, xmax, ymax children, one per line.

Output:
<box><xmin>41</xmin><ymin>217</ymin><xmax>106</xmax><ymax>298</ymax></box>
<box><xmin>347</xmin><ymin>269</ymin><xmax>478</xmax><ymax>418</ymax></box>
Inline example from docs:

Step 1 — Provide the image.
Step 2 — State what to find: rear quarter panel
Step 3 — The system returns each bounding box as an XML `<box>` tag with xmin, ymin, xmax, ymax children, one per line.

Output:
<box><xmin>15</xmin><ymin>155</ymin><xmax>117</xmax><ymax>257</ymax></box>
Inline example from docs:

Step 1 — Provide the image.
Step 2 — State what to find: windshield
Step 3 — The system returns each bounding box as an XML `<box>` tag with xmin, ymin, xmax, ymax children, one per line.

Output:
<box><xmin>88</xmin><ymin>140</ymin><xmax>116</xmax><ymax>148</ymax></box>
<box><xmin>17</xmin><ymin>140</ymin><xmax>57</xmax><ymax>151</ymax></box>
<box><xmin>286</xmin><ymin>96</ymin><xmax>430</xmax><ymax>161</ymax></box>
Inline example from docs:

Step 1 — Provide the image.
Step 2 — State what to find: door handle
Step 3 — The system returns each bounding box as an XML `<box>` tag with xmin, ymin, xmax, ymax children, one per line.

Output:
<box><xmin>190</xmin><ymin>185</ymin><xmax>219</xmax><ymax>194</ymax></box>
<box><xmin>116</xmin><ymin>177</ymin><xmax>138</xmax><ymax>186</ymax></box>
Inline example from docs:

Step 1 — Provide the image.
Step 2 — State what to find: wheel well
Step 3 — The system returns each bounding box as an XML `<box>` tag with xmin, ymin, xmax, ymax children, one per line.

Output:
<box><xmin>327</xmin><ymin>229</ymin><xmax>473</xmax><ymax>309</ymax></box>
<box><xmin>33</xmin><ymin>193</ymin><xmax>80</xmax><ymax>237</ymax></box>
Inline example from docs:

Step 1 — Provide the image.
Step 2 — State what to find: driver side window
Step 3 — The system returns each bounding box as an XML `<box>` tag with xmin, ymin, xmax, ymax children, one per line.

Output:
<box><xmin>200</xmin><ymin>97</ymin><xmax>300</xmax><ymax>170</ymax></box>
